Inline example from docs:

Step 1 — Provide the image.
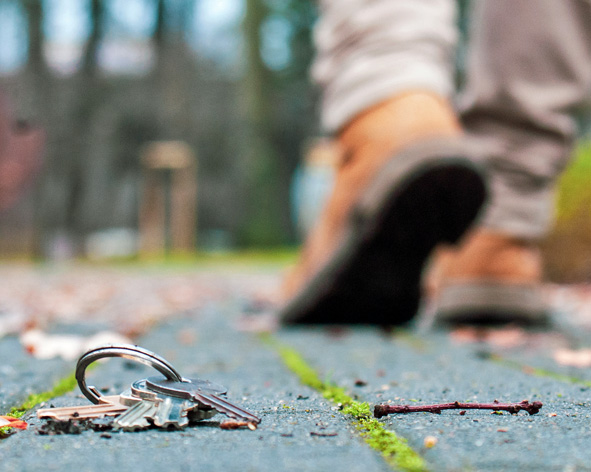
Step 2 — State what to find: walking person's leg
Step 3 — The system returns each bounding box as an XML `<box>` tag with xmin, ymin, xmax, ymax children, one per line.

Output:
<box><xmin>436</xmin><ymin>0</ymin><xmax>591</xmax><ymax>323</ymax></box>
<box><xmin>280</xmin><ymin>0</ymin><xmax>487</xmax><ymax>325</ymax></box>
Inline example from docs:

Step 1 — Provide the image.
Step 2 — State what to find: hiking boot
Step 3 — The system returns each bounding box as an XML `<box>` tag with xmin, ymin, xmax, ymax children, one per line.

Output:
<box><xmin>433</xmin><ymin>229</ymin><xmax>548</xmax><ymax>325</ymax></box>
<box><xmin>280</xmin><ymin>93</ymin><xmax>488</xmax><ymax>325</ymax></box>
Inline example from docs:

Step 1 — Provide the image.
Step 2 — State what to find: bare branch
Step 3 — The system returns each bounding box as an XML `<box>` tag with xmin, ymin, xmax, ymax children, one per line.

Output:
<box><xmin>374</xmin><ymin>400</ymin><xmax>543</xmax><ymax>418</ymax></box>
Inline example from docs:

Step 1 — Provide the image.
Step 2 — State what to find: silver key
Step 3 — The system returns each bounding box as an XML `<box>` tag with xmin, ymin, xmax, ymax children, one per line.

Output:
<box><xmin>152</xmin><ymin>396</ymin><xmax>191</xmax><ymax>429</ymax></box>
<box><xmin>115</xmin><ymin>379</ymin><xmax>204</xmax><ymax>430</ymax></box>
<box><xmin>145</xmin><ymin>376</ymin><xmax>261</xmax><ymax>424</ymax></box>
<box><xmin>69</xmin><ymin>344</ymin><xmax>261</xmax><ymax>431</ymax></box>
<box><xmin>114</xmin><ymin>399</ymin><xmax>159</xmax><ymax>431</ymax></box>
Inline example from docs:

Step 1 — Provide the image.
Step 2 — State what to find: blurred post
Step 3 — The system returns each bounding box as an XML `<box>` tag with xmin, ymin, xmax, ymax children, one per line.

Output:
<box><xmin>292</xmin><ymin>138</ymin><xmax>340</xmax><ymax>236</ymax></box>
<box><xmin>139</xmin><ymin>141</ymin><xmax>197</xmax><ymax>255</ymax></box>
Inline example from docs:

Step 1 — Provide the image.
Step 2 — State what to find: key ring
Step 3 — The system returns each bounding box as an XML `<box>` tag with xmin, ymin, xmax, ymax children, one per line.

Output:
<box><xmin>76</xmin><ymin>344</ymin><xmax>185</xmax><ymax>404</ymax></box>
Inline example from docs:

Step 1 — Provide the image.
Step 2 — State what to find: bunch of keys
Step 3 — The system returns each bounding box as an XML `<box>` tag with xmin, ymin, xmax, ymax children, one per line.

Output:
<box><xmin>37</xmin><ymin>344</ymin><xmax>261</xmax><ymax>431</ymax></box>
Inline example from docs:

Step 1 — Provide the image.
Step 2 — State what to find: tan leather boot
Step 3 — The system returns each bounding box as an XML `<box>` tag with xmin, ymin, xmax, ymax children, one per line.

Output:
<box><xmin>282</xmin><ymin>92</ymin><xmax>461</xmax><ymax>298</ymax></box>
<box><xmin>280</xmin><ymin>92</ymin><xmax>488</xmax><ymax>325</ymax></box>
<box><xmin>431</xmin><ymin>229</ymin><xmax>547</xmax><ymax>325</ymax></box>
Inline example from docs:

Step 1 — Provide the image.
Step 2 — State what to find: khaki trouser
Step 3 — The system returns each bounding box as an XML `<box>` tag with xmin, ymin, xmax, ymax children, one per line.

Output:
<box><xmin>313</xmin><ymin>0</ymin><xmax>591</xmax><ymax>239</ymax></box>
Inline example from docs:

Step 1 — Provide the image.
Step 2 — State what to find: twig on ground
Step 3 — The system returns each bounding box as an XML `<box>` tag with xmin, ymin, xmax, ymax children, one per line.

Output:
<box><xmin>220</xmin><ymin>420</ymin><xmax>257</xmax><ymax>430</ymax></box>
<box><xmin>374</xmin><ymin>400</ymin><xmax>543</xmax><ymax>418</ymax></box>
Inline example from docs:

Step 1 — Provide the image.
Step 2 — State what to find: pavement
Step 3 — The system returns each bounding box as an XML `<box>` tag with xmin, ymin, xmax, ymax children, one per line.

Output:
<box><xmin>1</xmin><ymin>263</ymin><xmax>591</xmax><ymax>471</ymax></box>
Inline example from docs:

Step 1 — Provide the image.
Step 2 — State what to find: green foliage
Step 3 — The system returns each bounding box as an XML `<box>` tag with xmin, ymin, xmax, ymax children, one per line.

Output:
<box><xmin>554</xmin><ymin>141</ymin><xmax>591</xmax><ymax>222</ymax></box>
<box><xmin>541</xmin><ymin>140</ymin><xmax>591</xmax><ymax>281</ymax></box>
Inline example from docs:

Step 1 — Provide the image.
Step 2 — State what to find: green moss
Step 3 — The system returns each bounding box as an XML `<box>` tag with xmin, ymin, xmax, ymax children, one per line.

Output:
<box><xmin>491</xmin><ymin>355</ymin><xmax>591</xmax><ymax>388</ymax></box>
<box><xmin>5</xmin><ymin>373</ymin><xmax>77</xmax><ymax>419</ymax></box>
<box><xmin>265</xmin><ymin>337</ymin><xmax>428</xmax><ymax>472</ymax></box>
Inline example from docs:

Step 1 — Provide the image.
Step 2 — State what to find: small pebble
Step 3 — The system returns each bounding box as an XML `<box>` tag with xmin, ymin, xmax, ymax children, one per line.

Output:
<box><xmin>424</xmin><ymin>436</ymin><xmax>438</xmax><ymax>448</ymax></box>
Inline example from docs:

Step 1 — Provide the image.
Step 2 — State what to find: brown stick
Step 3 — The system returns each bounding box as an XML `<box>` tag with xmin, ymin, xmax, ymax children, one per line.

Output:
<box><xmin>374</xmin><ymin>400</ymin><xmax>543</xmax><ymax>418</ymax></box>
<box><xmin>220</xmin><ymin>420</ymin><xmax>257</xmax><ymax>430</ymax></box>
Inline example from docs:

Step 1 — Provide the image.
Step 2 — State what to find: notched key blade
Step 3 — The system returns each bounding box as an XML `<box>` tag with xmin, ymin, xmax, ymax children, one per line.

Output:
<box><xmin>114</xmin><ymin>400</ymin><xmax>159</xmax><ymax>431</ymax></box>
<box><xmin>151</xmin><ymin>397</ymin><xmax>190</xmax><ymax>430</ymax></box>
<box><xmin>192</xmin><ymin>392</ymin><xmax>261</xmax><ymax>424</ymax></box>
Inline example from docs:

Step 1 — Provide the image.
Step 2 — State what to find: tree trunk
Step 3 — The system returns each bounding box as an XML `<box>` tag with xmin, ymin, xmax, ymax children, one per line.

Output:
<box><xmin>241</xmin><ymin>0</ymin><xmax>287</xmax><ymax>246</ymax></box>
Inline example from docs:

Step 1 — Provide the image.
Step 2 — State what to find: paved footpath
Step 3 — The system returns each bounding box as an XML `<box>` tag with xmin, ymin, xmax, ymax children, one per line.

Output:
<box><xmin>1</xmin><ymin>265</ymin><xmax>591</xmax><ymax>471</ymax></box>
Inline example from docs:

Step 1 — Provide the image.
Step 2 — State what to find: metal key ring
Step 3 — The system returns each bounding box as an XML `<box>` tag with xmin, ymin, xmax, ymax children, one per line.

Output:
<box><xmin>76</xmin><ymin>344</ymin><xmax>184</xmax><ymax>404</ymax></box>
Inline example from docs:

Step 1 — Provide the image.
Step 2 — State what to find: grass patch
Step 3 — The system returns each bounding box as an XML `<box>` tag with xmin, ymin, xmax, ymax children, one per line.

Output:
<box><xmin>85</xmin><ymin>248</ymin><xmax>299</xmax><ymax>269</ymax></box>
<box><xmin>555</xmin><ymin>141</ymin><xmax>591</xmax><ymax>222</ymax></box>
<box><xmin>542</xmin><ymin>140</ymin><xmax>591</xmax><ymax>282</ymax></box>
<box><xmin>265</xmin><ymin>336</ymin><xmax>428</xmax><ymax>472</ymax></box>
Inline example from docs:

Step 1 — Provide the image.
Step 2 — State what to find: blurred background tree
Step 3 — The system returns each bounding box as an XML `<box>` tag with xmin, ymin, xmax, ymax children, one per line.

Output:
<box><xmin>0</xmin><ymin>0</ymin><xmax>318</xmax><ymax>257</ymax></box>
<box><xmin>0</xmin><ymin>0</ymin><xmax>590</xmax><ymax>282</ymax></box>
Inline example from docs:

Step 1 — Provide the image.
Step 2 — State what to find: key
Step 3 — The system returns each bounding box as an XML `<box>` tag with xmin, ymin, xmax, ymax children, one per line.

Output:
<box><xmin>37</xmin><ymin>395</ymin><xmax>133</xmax><ymax>421</ymax></box>
<box><xmin>114</xmin><ymin>398</ymin><xmax>159</xmax><ymax>431</ymax></box>
<box><xmin>63</xmin><ymin>343</ymin><xmax>263</xmax><ymax>431</ymax></box>
<box><xmin>145</xmin><ymin>376</ymin><xmax>261</xmax><ymax>424</ymax></box>
<box><xmin>116</xmin><ymin>379</ymin><xmax>199</xmax><ymax>430</ymax></box>
<box><xmin>114</xmin><ymin>381</ymin><xmax>161</xmax><ymax>431</ymax></box>
<box><xmin>76</xmin><ymin>344</ymin><xmax>184</xmax><ymax>406</ymax></box>
<box><xmin>151</xmin><ymin>396</ymin><xmax>192</xmax><ymax>429</ymax></box>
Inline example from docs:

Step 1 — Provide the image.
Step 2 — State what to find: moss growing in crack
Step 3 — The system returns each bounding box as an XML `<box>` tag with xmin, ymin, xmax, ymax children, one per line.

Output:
<box><xmin>341</xmin><ymin>402</ymin><xmax>426</xmax><ymax>472</ymax></box>
<box><xmin>1</xmin><ymin>373</ymin><xmax>77</xmax><ymax>438</ymax></box>
<box><xmin>5</xmin><ymin>373</ymin><xmax>77</xmax><ymax>419</ymax></box>
<box><xmin>266</xmin><ymin>338</ymin><xmax>428</xmax><ymax>472</ymax></box>
<box><xmin>491</xmin><ymin>355</ymin><xmax>591</xmax><ymax>388</ymax></box>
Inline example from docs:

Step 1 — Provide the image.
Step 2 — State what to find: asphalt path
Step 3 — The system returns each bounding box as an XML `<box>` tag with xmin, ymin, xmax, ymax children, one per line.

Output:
<box><xmin>1</xmin><ymin>276</ymin><xmax>591</xmax><ymax>471</ymax></box>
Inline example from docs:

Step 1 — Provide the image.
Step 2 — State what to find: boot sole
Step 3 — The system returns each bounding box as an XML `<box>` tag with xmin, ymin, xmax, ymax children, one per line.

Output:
<box><xmin>436</xmin><ymin>282</ymin><xmax>549</xmax><ymax>326</ymax></box>
<box><xmin>280</xmin><ymin>145</ymin><xmax>488</xmax><ymax>326</ymax></box>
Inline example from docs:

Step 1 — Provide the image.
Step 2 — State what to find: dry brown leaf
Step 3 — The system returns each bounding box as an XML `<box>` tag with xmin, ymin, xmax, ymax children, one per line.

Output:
<box><xmin>553</xmin><ymin>348</ymin><xmax>591</xmax><ymax>368</ymax></box>
<box><xmin>450</xmin><ymin>326</ymin><xmax>528</xmax><ymax>348</ymax></box>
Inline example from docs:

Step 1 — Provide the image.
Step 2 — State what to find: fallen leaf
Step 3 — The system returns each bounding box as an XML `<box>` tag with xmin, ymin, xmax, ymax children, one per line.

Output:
<box><xmin>0</xmin><ymin>416</ymin><xmax>27</xmax><ymax>430</ymax></box>
<box><xmin>20</xmin><ymin>330</ymin><xmax>131</xmax><ymax>360</ymax></box>
<box><xmin>451</xmin><ymin>327</ymin><xmax>528</xmax><ymax>348</ymax></box>
<box><xmin>553</xmin><ymin>348</ymin><xmax>591</xmax><ymax>368</ymax></box>
<box><xmin>0</xmin><ymin>311</ymin><xmax>29</xmax><ymax>338</ymax></box>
